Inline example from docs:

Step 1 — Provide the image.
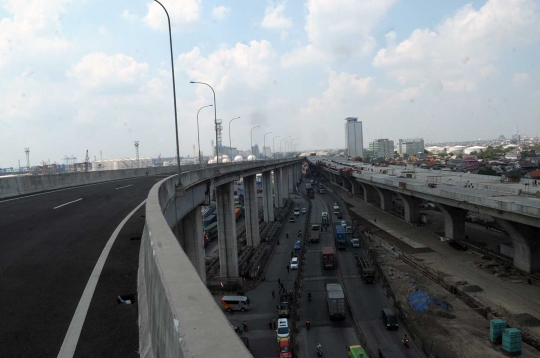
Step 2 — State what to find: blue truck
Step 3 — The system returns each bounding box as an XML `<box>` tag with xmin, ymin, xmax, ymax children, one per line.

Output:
<box><xmin>335</xmin><ymin>225</ymin><xmax>347</xmax><ymax>250</ymax></box>
<box><xmin>203</xmin><ymin>214</ymin><xmax>217</xmax><ymax>228</ymax></box>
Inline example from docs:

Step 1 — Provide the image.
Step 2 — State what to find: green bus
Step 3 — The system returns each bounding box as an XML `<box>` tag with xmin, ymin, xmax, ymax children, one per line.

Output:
<box><xmin>203</xmin><ymin>222</ymin><xmax>218</xmax><ymax>242</ymax></box>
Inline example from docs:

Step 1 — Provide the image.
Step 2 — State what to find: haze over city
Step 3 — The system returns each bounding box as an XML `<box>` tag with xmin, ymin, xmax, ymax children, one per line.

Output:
<box><xmin>1</xmin><ymin>0</ymin><xmax>539</xmax><ymax>168</ymax></box>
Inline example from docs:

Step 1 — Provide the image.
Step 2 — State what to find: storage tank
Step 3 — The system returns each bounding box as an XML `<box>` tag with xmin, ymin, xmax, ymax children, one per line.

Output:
<box><xmin>234</xmin><ymin>156</ymin><xmax>244</xmax><ymax>162</ymax></box>
<box><xmin>247</xmin><ymin>155</ymin><xmax>256</xmax><ymax>161</ymax></box>
<box><xmin>222</xmin><ymin>158</ymin><xmax>230</xmax><ymax>163</ymax></box>
<box><xmin>207</xmin><ymin>159</ymin><xmax>215</xmax><ymax>164</ymax></box>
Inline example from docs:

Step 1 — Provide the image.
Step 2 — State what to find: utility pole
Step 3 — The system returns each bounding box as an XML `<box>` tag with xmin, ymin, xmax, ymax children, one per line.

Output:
<box><xmin>134</xmin><ymin>141</ymin><xmax>140</xmax><ymax>168</ymax></box>
<box><xmin>24</xmin><ymin>148</ymin><xmax>30</xmax><ymax>173</ymax></box>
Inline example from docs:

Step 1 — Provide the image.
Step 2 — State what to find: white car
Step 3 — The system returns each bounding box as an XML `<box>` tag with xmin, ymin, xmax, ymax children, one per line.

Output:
<box><xmin>351</xmin><ymin>239</ymin><xmax>360</xmax><ymax>248</ymax></box>
<box><xmin>301</xmin><ymin>208</ymin><xmax>307</xmax><ymax>214</ymax></box>
<box><xmin>290</xmin><ymin>257</ymin><xmax>299</xmax><ymax>270</ymax></box>
<box><xmin>276</xmin><ymin>318</ymin><xmax>290</xmax><ymax>342</ymax></box>
<box><xmin>341</xmin><ymin>220</ymin><xmax>347</xmax><ymax>227</ymax></box>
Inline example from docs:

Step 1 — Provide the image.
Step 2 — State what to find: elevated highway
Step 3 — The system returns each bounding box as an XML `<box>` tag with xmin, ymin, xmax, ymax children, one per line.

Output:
<box><xmin>307</xmin><ymin>157</ymin><xmax>540</xmax><ymax>273</ymax></box>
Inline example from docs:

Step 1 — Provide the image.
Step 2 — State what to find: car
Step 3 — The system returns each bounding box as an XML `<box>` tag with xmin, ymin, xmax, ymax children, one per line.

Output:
<box><xmin>276</xmin><ymin>318</ymin><xmax>290</xmax><ymax>342</ymax></box>
<box><xmin>293</xmin><ymin>240</ymin><xmax>301</xmax><ymax>251</ymax></box>
<box><xmin>381</xmin><ymin>308</ymin><xmax>398</xmax><ymax>330</ymax></box>
<box><xmin>290</xmin><ymin>257</ymin><xmax>299</xmax><ymax>269</ymax></box>
<box><xmin>351</xmin><ymin>238</ymin><xmax>360</xmax><ymax>248</ymax></box>
<box><xmin>341</xmin><ymin>220</ymin><xmax>347</xmax><ymax>227</ymax></box>
<box><xmin>289</xmin><ymin>217</ymin><xmax>295</xmax><ymax>223</ymax></box>
<box><xmin>321</xmin><ymin>211</ymin><xmax>328</xmax><ymax>218</ymax></box>
<box><xmin>301</xmin><ymin>208</ymin><xmax>307</xmax><ymax>214</ymax></box>
<box><xmin>279</xmin><ymin>337</ymin><xmax>293</xmax><ymax>358</ymax></box>
<box><xmin>293</xmin><ymin>208</ymin><xmax>300</xmax><ymax>217</ymax></box>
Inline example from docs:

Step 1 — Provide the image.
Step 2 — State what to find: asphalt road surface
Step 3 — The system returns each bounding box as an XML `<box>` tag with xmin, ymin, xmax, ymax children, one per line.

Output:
<box><xmin>0</xmin><ymin>175</ymin><xmax>168</xmax><ymax>357</ymax></box>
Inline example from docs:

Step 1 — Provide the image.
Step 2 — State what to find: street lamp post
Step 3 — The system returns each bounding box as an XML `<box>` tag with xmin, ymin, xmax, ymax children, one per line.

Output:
<box><xmin>251</xmin><ymin>126</ymin><xmax>260</xmax><ymax>158</ymax></box>
<box><xmin>228</xmin><ymin>117</ymin><xmax>241</xmax><ymax>160</ymax></box>
<box><xmin>154</xmin><ymin>0</ymin><xmax>182</xmax><ymax>185</ymax></box>
<box><xmin>273</xmin><ymin>135</ymin><xmax>280</xmax><ymax>160</ymax></box>
<box><xmin>190</xmin><ymin>81</ymin><xmax>219</xmax><ymax>173</ymax></box>
<box><xmin>280</xmin><ymin>138</ymin><xmax>287</xmax><ymax>157</ymax></box>
<box><xmin>196</xmin><ymin>104</ymin><xmax>213</xmax><ymax>168</ymax></box>
<box><xmin>263</xmin><ymin>132</ymin><xmax>272</xmax><ymax>160</ymax></box>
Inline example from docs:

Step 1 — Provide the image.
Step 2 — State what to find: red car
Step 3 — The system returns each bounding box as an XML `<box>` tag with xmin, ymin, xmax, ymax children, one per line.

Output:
<box><xmin>279</xmin><ymin>338</ymin><xmax>292</xmax><ymax>358</ymax></box>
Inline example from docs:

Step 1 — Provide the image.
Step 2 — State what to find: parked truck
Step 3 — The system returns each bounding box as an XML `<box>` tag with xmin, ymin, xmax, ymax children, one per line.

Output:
<box><xmin>322</xmin><ymin>247</ymin><xmax>335</xmax><ymax>269</ymax></box>
<box><xmin>358</xmin><ymin>257</ymin><xmax>375</xmax><ymax>283</ymax></box>
<box><xmin>310</xmin><ymin>230</ymin><xmax>320</xmax><ymax>243</ymax></box>
<box><xmin>335</xmin><ymin>225</ymin><xmax>347</xmax><ymax>250</ymax></box>
<box><xmin>326</xmin><ymin>283</ymin><xmax>345</xmax><ymax>320</ymax></box>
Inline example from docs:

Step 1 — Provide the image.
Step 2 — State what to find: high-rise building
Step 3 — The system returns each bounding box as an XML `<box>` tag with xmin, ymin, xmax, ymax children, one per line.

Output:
<box><xmin>344</xmin><ymin>117</ymin><xmax>363</xmax><ymax>158</ymax></box>
<box><xmin>398</xmin><ymin>138</ymin><xmax>425</xmax><ymax>156</ymax></box>
<box><xmin>369</xmin><ymin>139</ymin><xmax>394</xmax><ymax>158</ymax></box>
<box><xmin>262</xmin><ymin>146</ymin><xmax>272</xmax><ymax>157</ymax></box>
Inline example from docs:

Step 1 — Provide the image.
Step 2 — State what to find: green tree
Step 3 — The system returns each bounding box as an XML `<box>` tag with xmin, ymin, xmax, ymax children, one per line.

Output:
<box><xmin>479</xmin><ymin>167</ymin><xmax>498</xmax><ymax>176</ymax></box>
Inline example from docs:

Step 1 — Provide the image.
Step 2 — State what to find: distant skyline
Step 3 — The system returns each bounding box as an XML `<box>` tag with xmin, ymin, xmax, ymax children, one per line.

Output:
<box><xmin>1</xmin><ymin>0</ymin><xmax>539</xmax><ymax>167</ymax></box>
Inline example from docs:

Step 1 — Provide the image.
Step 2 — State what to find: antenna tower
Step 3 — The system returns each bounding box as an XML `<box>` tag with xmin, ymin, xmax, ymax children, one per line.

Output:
<box><xmin>24</xmin><ymin>148</ymin><xmax>30</xmax><ymax>172</ymax></box>
<box><xmin>134</xmin><ymin>141</ymin><xmax>140</xmax><ymax>167</ymax></box>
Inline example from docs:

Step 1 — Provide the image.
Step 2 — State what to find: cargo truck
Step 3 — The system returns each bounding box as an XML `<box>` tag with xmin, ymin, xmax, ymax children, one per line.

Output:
<box><xmin>234</xmin><ymin>208</ymin><xmax>242</xmax><ymax>221</ymax></box>
<box><xmin>326</xmin><ymin>283</ymin><xmax>345</xmax><ymax>320</ymax></box>
<box><xmin>335</xmin><ymin>225</ymin><xmax>347</xmax><ymax>250</ymax></box>
<box><xmin>358</xmin><ymin>257</ymin><xmax>375</xmax><ymax>283</ymax></box>
<box><xmin>322</xmin><ymin>247</ymin><xmax>334</xmax><ymax>269</ymax></box>
<box><xmin>310</xmin><ymin>230</ymin><xmax>320</xmax><ymax>243</ymax></box>
<box><xmin>203</xmin><ymin>214</ymin><xmax>217</xmax><ymax>228</ymax></box>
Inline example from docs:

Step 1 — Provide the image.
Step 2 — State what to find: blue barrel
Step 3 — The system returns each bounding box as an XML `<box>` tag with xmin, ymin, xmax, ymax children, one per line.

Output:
<box><xmin>502</xmin><ymin>328</ymin><xmax>522</xmax><ymax>354</ymax></box>
<box><xmin>489</xmin><ymin>319</ymin><xmax>507</xmax><ymax>343</ymax></box>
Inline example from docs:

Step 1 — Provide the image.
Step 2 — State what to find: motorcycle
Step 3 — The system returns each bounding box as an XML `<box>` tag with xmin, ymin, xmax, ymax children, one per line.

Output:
<box><xmin>233</xmin><ymin>325</ymin><xmax>243</xmax><ymax>335</ymax></box>
<box><xmin>316</xmin><ymin>345</ymin><xmax>322</xmax><ymax>356</ymax></box>
<box><xmin>402</xmin><ymin>336</ymin><xmax>409</xmax><ymax>348</ymax></box>
<box><xmin>305</xmin><ymin>320</ymin><xmax>311</xmax><ymax>330</ymax></box>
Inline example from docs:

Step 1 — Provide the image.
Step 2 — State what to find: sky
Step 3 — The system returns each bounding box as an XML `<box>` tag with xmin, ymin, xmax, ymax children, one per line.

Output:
<box><xmin>1</xmin><ymin>0</ymin><xmax>539</xmax><ymax>167</ymax></box>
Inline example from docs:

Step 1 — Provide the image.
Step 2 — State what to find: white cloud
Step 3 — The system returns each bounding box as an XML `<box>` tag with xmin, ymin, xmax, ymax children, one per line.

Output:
<box><xmin>373</xmin><ymin>0</ymin><xmax>540</xmax><ymax>88</ymax></box>
<box><xmin>0</xmin><ymin>0</ymin><xmax>71</xmax><ymax>67</ymax></box>
<box><xmin>120</xmin><ymin>9</ymin><xmax>138</xmax><ymax>22</ymax></box>
<box><xmin>68</xmin><ymin>53</ymin><xmax>148</xmax><ymax>89</ymax></box>
<box><xmin>513</xmin><ymin>73</ymin><xmax>530</xmax><ymax>85</ymax></box>
<box><xmin>98</xmin><ymin>25</ymin><xmax>108</xmax><ymax>35</ymax></box>
<box><xmin>143</xmin><ymin>0</ymin><xmax>201</xmax><ymax>30</ymax></box>
<box><xmin>280</xmin><ymin>44</ymin><xmax>328</xmax><ymax>68</ymax></box>
<box><xmin>261</xmin><ymin>1</ymin><xmax>292</xmax><ymax>30</ymax></box>
<box><xmin>178</xmin><ymin>40</ymin><xmax>277</xmax><ymax>91</ymax></box>
<box><xmin>212</xmin><ymin>6</ymin><xmax>230</xmax><ymax>20</ymax></box>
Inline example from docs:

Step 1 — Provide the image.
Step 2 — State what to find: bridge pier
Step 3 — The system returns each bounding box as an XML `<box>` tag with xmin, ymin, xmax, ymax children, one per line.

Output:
<box><xmin>216</xmin><ymin>181</ymin><xmax>239</xmax><ymax>278</ymax></box>
<box><xmin>274</xmin><ymin>168</ymin><xmax>283</xmax><ymax>207</ymax></box>
<box><xmin>373</xmin><ymin>187</ymin><xmax>393</xmax><ymax>212</ymax></box>
<box><xmin>178</xmin><ymin>207</ymin><xmax>206</xmax><ymax>283</ymax></box>
<box><xmin>288</xmin><ymin>165</ymin><xmax>294</xmax><ymax>195</ymax></box>
<box><xmin>495</xmin><ymin>219</ymin><xmax>540</xmax><ymax>273</ymax></box>
<box><xmin>437</xmin><ymin>204</ymin><xmax>467</xmax><ymax>241</ymax></box>
<box><xmin>342</xmin><ymin>177</ymin><xmax>353</xmax><ymax>192</ymax></box>
<box><xmin>397</xmin><ymin>193</ymin><xmax>421</xmax><ymax>224</ymax></box>
<box><xmin>244</xmin><ymin>174</ymin><xmax>260</xmax><ymax>247</ymax></box>
<box><xmin>262</xmin><ymin>170</ymin><xmax>274</xmax><ymax>222</ymax></box>
<box><xmin>282</xmin><ymin>166</ymin><xmax>290</xmax><ymax>204</ymax></box>
<box><xmin>359</xmin><ymin>183</ymin><xmax>376</xmax><ymax>204</ymax></box>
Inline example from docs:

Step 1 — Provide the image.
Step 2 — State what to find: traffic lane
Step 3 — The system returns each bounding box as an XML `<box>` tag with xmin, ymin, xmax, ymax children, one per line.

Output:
<box><xmin>0</xmin><ymin>175</ymin><xmax>161</xmax><ymax>227</ymax></box>
<box><xmin>73</xmin><ymin>205</ymin><xmax>145</xmax><ymax>357</ymax></box>
<box><xmin>0</xmin><ymin>179</ymin><xmax>157</xmax><ymax>357</ymax></box>
<box><xmin>216</xmin><ymin>197</ymin><xmax>307</xmax><ymax>358</ymax></box>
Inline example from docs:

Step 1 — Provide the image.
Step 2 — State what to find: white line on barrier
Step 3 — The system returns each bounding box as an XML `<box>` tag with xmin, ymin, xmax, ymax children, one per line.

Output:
<box><xmin>53</xmin><ymin>198</ymin><xmax>83</xmax><ymax>209</ymax></box>
<box><xmin>115</xmin><ymin>184</ymin><xmax>133</xmax><ymax>190</ymax></box>
<box><xmin>57</xmin><ymin>199</ymin><xmax>146</xmax><ymax>358</ymax></box>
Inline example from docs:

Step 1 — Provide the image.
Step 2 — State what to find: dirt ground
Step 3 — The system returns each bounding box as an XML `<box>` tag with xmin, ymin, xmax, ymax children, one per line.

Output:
<box><xmin>375</xmin><ymin>248</ymin><xmax>539</xmax><ymax>358</ymax></box>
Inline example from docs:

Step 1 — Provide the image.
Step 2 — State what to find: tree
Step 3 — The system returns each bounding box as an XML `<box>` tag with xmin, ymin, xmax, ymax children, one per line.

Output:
<box><xmin>471</xmin><ymin>151</ymin><xmax>478</xmax><ymax>155</ymax></box>
<box><xmin>363</xmin><ymin>155</ymin><xmax>371</xmax><ymax>163</ymax></box>
<box><xmin>479</xmin><ymin>167</ymin><xmax>498</xmax><ymax>176</ymax></box>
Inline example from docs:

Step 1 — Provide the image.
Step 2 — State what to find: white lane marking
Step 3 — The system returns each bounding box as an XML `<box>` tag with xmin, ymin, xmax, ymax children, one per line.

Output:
<box><xmin>57</xmin><ymin>200</ymin><xmax>146</xmax><ymax>358</ymax></box>
<box><xmin>53</xmin><ymin>198</ymin><xmax>83</xmax><ymax>209</ymax></box>
<box><xmin>115</xmin><ymin>184</ymin><xmax>133</xmax><ymax>190</ymax></box>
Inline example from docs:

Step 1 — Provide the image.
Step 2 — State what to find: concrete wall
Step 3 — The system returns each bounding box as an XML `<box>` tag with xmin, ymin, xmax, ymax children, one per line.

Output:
<box><xmin>139</xmin><ymin>158</ymin><xmax>303</xmax><ymax>358</ymax></box>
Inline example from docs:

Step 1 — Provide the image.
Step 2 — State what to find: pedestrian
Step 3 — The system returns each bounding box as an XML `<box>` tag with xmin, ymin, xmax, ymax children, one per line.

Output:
<box><xmin>281</xmin><ymin>283</ymin><xmax>284</xmax><ymax>290</ymax></box>
<box><xmin>273</xmin><ymin>317</ymin><xmax>276</xmax><ymax>329</ymax></box>
<box><xmin>268</xmin><ymin>319</ymin><xmax>272</xmax><ymax>330</ymax></box>
<box><xmin>278</xmin><ymin>278</ymin><xmax>281</xmax><ymax>286</ymax></box>
<box><xmin>243</xmin><ymin>320</ymin><xmax>248</xmax><ymax>332</ymax></box>
<box><xmin>286</xmin><ymin>265</ymin><xmax>290</xmax><ymax>273</ymax></box>
<box><xmin>272</xmin><ymin>289</ymin><xmax>275</xmax><ymax>299</ymax></box>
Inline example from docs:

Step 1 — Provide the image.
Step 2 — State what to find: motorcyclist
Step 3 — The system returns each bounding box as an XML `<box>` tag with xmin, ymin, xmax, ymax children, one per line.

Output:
<box><xmin>305</xmin><ymin>319</ymin><xmax>311</xmax><ymax>329</ymax></box>
<box><xmin>286</xmin><ymin>232</ymin><xmax>289</xmax><ymax>238</ymax></box>
<box><xmin>316</xmin><ymin>343</ymin><xmax>322</xmax><ymax>353</ymax></box>
<box><xmin>307</xmin><ymin>292</ymin><xmax>312</xmax><ymax>301</ymax></box>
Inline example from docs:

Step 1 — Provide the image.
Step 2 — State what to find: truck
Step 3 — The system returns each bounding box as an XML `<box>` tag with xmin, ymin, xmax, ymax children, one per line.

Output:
<box><xmin>358</xmin><ymin>257</ymin><xmax>375</xmax><ymax>283</ymax></box>
<box><xmin>322</xmin><ymin>247</ymin><xmax>334</xmax><ymax>269</ymax></box>
<box><xmin>276</xmin><ymin>301</ymin><xmax>290</xmax><ymax>318</ymax></box>
<box><xmin>333</xmin><ymin>204</ymin><xmax>340</xmax><ymax>215</ymax></box>
<box><xmin>203</xmin><ymin>214</ymin><xmax>217</xmax><ymax>228</ymax></box>
<box><xmin>335</xmin><ymin>225</ymin><xmax>347</xmax><ymax>250</ymax></box>
<box><xmin>234</xmin><ymin>208</ymin><xmax>242</xmax><ymax>221</ymax></box>
<box><xmin>310</xmin><ymin>230</ymin><xmax>320</xmax><ymax>243</ymax></box>
<box><xmin>321</xmin><ymin>212</ymin><xmax>329</xmax><ymax>227</ymax></box>
<box><xmin>305</xmin><ymin>183</ymin><xmax>312</xmax><ymax>191</ymax></box>
<box><xmin>203</xmin><ymin>222</ymin><xmax>218</xmax><ymax>242</ymax></box>
<box><xmin>326</xmin><ymin>283</ymin><xmax>345</xmax><ymax>320</ymax></box>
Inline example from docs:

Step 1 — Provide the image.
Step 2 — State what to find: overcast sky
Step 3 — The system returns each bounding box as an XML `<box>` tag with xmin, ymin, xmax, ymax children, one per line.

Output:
<box><xmin>1</xmin><ymin>0</ymin><xmax>539</xmax><ymax>167</ymax></box>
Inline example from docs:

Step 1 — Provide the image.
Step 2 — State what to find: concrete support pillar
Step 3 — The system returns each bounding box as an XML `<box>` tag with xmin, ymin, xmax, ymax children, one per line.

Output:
<box><xmin>274</xmin><ymin>168</ymin><xmax>283</xmax><ymax>207</ymax></box>
<box><xmin>397</xmin><ymin>193</ymin><xmax>421</xmax><ymax>224</ymax></box>
<box><xmin>179</xmin><ymin>207</ymin><xmax>206</xmax><ymax>283</ymax></box>
<box><xmin>262</xmin><ymin>171</ymin><xmax>274</xmax><ymax>222</ymax></box>
<box><xmin>216</xmin><ymin>181</ymin><xmax>238</xmax><ymax>278</ymax></box>
<box><xmin>343</xmin><ymin>177</ymin><xmax>352</xmax><ymax>192</ymax></box>
<box><xmin>359</xmin><ymin>183</ymin><xmax>376</xmax><ymax>203</ymax></box>
<box><xmin>282</xmin><ymin>166</ymin><xmax>290</xmax><ymax>204</ymax></box>
<box><xmin>288</xmin><ymin>165</ymin><xmax>294</xmax><ymax>195</ymax></box>
<box><xmin>244</xmin><ymin>174</ymin><xmax>260</xmax><ymax>247</ymax></box>
<box><xmin>495</xmin><ymin>219</ymin><xmax>540</xmax><ymax>273</ymax></box>
<box><xmin>437</xmin><ymin>204</ymin><xmax>467</xmax><ymax>241</ymax></box>
<box><xmin>374</xmin><ymin>187</ymin><xmax>393</xmax><ymax>212</ymax></box>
